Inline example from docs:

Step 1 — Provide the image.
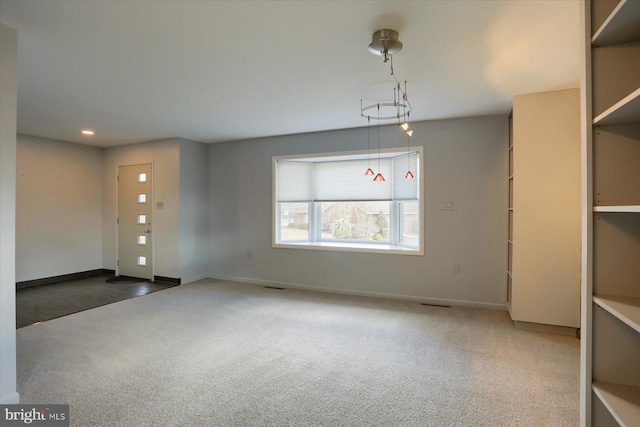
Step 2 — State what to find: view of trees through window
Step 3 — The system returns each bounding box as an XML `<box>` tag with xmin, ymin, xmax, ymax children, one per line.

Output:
<box><xmin>320</xmin><ymin>202</ymin><xmax>390</xmax><ymax>241</ymax></box>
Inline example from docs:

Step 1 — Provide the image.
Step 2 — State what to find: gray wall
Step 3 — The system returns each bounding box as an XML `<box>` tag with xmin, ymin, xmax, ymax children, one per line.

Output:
<box><xmin>179</xmin><ymin>138</ymin><xmax>209</xmax><ymax>283</ymax></box>
<box><xmin>1</xmin><ymin>22</ymin><xmax>19</xmax><ymax>404</ymax></box>
<box><xmin>16</xmin><ymin>135</ymin><xmax>103</xmax><ymax>282</ymax></box>
<box><xmin>102</xmin><ymin>138</ymin><xmax>181</xmax><ymax>279</ymax></box>
<box><xmin>208</xmin><ymin>115</ymin><xmax>508</xmax><ymax>308</ymax></box>
<box><xmin>11</xmin><ymin>114</ymin><xmax>508</xmax><ymax>309</ymax></box>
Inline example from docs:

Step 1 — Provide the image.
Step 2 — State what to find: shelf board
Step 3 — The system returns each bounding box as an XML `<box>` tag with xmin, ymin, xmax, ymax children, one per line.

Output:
<box><xmin>593</xmin><ymin>205</ymin><xmax>640</xmax><ymax>213</ymax></box>
<box><xmin>594</xmin><ymin>295</ymin><xmax>640</xmax><ymax>334</ymax></box>
<box><xmin>592</xmin><ymin>0</ymin><xmax>640</xmax><ymax>46</ymax></box>
<box><xmin>594</xmin><ymin>88</ymin><xmax>640</xmax><ymax>126</ymax></box>
<box><xmin>592</xmin><ymin>381</ymin><xmax>640</xmax><ymax>427</ymax></box>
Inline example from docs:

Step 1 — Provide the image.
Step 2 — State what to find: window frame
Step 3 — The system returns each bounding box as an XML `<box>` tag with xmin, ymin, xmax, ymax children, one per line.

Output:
<box><xmin>272</xmin><ymin>148</ymin><xmax>424</xmax><ymax>256</ymax></box>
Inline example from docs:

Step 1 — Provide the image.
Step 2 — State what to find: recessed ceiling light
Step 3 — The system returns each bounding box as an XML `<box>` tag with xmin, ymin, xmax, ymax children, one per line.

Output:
<box><xmin>81</xmin><ymin>129</ymin><xmax>95</xmax><ymax>135</ymax></box>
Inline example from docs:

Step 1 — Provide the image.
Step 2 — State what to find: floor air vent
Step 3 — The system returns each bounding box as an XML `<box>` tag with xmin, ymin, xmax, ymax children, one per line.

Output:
<box><xmin>420</xmin><ymin>303</ymin><xmax>451</xmax><ymax>308</ymax></box>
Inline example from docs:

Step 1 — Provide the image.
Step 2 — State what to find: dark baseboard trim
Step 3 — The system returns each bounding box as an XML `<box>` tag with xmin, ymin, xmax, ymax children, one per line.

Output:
<box><xmin>153</xmin><ymin>276</ymin><xmax>181</xmax><ymax>285</ymax></box>
<box><xmin>16</xmin><ymin>269</ymin><xmax>116</xmax><ymax>289</ymax></box>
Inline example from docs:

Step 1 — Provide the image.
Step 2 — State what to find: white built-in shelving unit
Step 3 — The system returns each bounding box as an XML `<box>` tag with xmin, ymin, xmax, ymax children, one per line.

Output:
<box><xmin>581</xmin><ymin>1</ymin><xmax>640</xmax><ymax>426</ymax></box>
<box><xmin>507</xmin><ymin>114</ymin><xmax>513</xmax><ymax>312</ymax></box>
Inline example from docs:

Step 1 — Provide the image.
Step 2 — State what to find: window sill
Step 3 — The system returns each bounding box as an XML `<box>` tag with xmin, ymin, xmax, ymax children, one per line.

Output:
<box><xmin>273</xmin><ymin>241</ymin><xmax>423</xmax><ymax>256</ymax></box>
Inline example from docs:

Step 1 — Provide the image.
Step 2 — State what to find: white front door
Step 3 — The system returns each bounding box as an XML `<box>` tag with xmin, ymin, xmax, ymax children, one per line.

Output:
<box><xmin>118</xmin><ymin>164</ymin><xmax>153</xmax><ymax>280</ymax></box>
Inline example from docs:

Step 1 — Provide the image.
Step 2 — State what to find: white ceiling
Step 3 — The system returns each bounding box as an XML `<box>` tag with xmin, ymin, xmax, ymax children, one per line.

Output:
<box><xmin>0</xmin><ymin>0</ymin><xmax>581</xmax><ymax>147</ymax></box>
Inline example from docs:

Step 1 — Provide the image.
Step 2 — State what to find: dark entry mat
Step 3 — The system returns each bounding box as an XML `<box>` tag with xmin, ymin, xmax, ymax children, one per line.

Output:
<box><xmin>17</xmin><ymin>274</ymin><xmax>176</xmax><ymax>328</ymax></box>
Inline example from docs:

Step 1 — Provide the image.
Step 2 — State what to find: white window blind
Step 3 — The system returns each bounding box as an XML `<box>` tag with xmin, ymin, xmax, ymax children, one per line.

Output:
<box><xmin>314</xmin><ymin>159</ymin><xmax>392</xmax><ymax>201</ymax></box>
<box><xmin>276</xmin><ymin>152</ymin><xmax>419</xmax><ymax>202</ymax></box>
<box><xmin>392</xmin><ymin>153</ymin><xmax>419</xmax><ymax>200</ymax></box>
<box><xmin>277</xmin><ymin>161</ymin><xmax>313</xmax><ymax>202</ymax></box>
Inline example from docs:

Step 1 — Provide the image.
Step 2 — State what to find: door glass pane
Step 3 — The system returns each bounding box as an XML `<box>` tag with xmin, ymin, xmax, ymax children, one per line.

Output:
<box><xmin>138</xmin><ymin>193</ymin><xmax>147</xmax><ymax>203</ymax></box>
<box><xmin>137</xmin><ymin>255</ymin><xmax>146</xmax><ymax>266</ymax></box>
<box><xmin>137</xmin><ymin>235</ymin><xmax>146</xmax><ymax>245</ymax></box>
<box><xmin>138</xmin><ymin>173</ymin><xmax>147</xmax><ymax>183</ymax></box>
<box><xmin>137</xmin><ymin>214</ymin><xmax>146</xmax><ymax>224</ymax></box>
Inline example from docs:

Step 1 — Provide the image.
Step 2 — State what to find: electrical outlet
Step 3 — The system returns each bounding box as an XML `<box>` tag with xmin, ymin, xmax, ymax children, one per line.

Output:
<box><xmin>443</xmin><ymin>201</ymin><xmax>453</xmax><ymax>210</ymax></box>
<box><xmin>453</xmin><ymin>263</ymin><xmax>460</xmax><ymax>274</ymax></box>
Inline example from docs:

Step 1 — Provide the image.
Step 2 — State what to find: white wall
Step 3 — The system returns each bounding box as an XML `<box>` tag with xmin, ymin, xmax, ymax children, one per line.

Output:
<box><xmin>209</xmin><ymin>115</ymin><xmax>508</xmax><ymax>308</ymax></box>
<box><xmin>179</xmin><ymin>139</ymin><xmax>209</xmax><ymax>284</ymax></box>
<box><xmin>16</xmin><ymin>135</ymin><xmax>103</xmax><ymax>282</ymax></box>
<box><xmin>102</xmin><ymin>138</ymin><xmax>181</xmax><ymax>279</ymax></box>
<box><xmin>0</xmin><ymin>23</ymin><xmax>19</xmax><ymax>404</ymax></box>
<box><xmin>15</xmin><ymin>135</ymin><xmax>192</xmax><ymax>283</ymax></box>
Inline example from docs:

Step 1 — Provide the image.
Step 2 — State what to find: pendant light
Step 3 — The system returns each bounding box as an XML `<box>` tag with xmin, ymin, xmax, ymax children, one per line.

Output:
<box><xmin>373</xmin><ymin>104</ymin><xmax>385</xmax><ymax>182</ymax></box>
<box><xmin>405</xmin><ymin>129</ymin><xmax>414</xmax><ymax>179</ymax></box>
<box><xmin>401</xmin><ymin>86</ymin><xmax>414</xmax><ymax>179</ymax></box>
<box><xmin>364</xmin><ymin>115</ymin><xmax>374</xmax><ymax>176</ymax></box>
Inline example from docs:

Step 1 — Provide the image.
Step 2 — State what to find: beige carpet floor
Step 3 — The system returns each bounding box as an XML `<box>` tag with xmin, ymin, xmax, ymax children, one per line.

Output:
<box><xmin>16</xmin><ymin>279</ymin><xmax>579</xmax><ymax>426</ymax></box>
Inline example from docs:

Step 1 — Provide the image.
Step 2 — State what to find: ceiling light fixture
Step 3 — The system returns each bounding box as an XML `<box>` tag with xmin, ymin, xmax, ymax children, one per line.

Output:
<box><xmin>81</xmin><ymin>129</ymin><xmax>95</xmax><ymax>135</ymax></box>
<box><xmin>361</xmin><ymin>30</ymin><xmax>413</xmax><ymax>131</ymax></box>
<box><xmin>361</xmin><ymin>29</ymin><xmax>414</xmax><ymax>181</ymax></box>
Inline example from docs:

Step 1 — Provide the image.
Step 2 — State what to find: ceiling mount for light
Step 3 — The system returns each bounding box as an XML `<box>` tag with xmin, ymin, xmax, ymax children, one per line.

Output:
<box><xmin>368</xmin><ymin>29</ymin><xmax>403</xmax><ymax>60</ymax></box>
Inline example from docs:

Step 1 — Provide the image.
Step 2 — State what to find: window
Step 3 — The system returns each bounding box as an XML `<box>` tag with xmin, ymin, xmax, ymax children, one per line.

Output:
<box><xmin>273</xmin><ymin>149</ymin><xmax>423</xmax><ymax>255</ymax></box>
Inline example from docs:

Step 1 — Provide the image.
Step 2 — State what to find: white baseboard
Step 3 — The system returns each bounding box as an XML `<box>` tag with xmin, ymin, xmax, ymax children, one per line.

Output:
<box><xmin>1</xmin><ymin>392</ymin><xmax>20</xmax><ymax>404</ymax></box>
<box><xmin>207</xmin><ymin>274</ymin><xmax>506</xmax><ymax>310</ymax></box>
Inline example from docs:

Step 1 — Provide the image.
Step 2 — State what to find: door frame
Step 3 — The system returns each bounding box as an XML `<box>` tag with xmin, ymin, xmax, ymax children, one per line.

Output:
<box><xmin>116</xmin><ymin>162</ymin><xmax>155</xmax><ymax>280</ymax></box>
